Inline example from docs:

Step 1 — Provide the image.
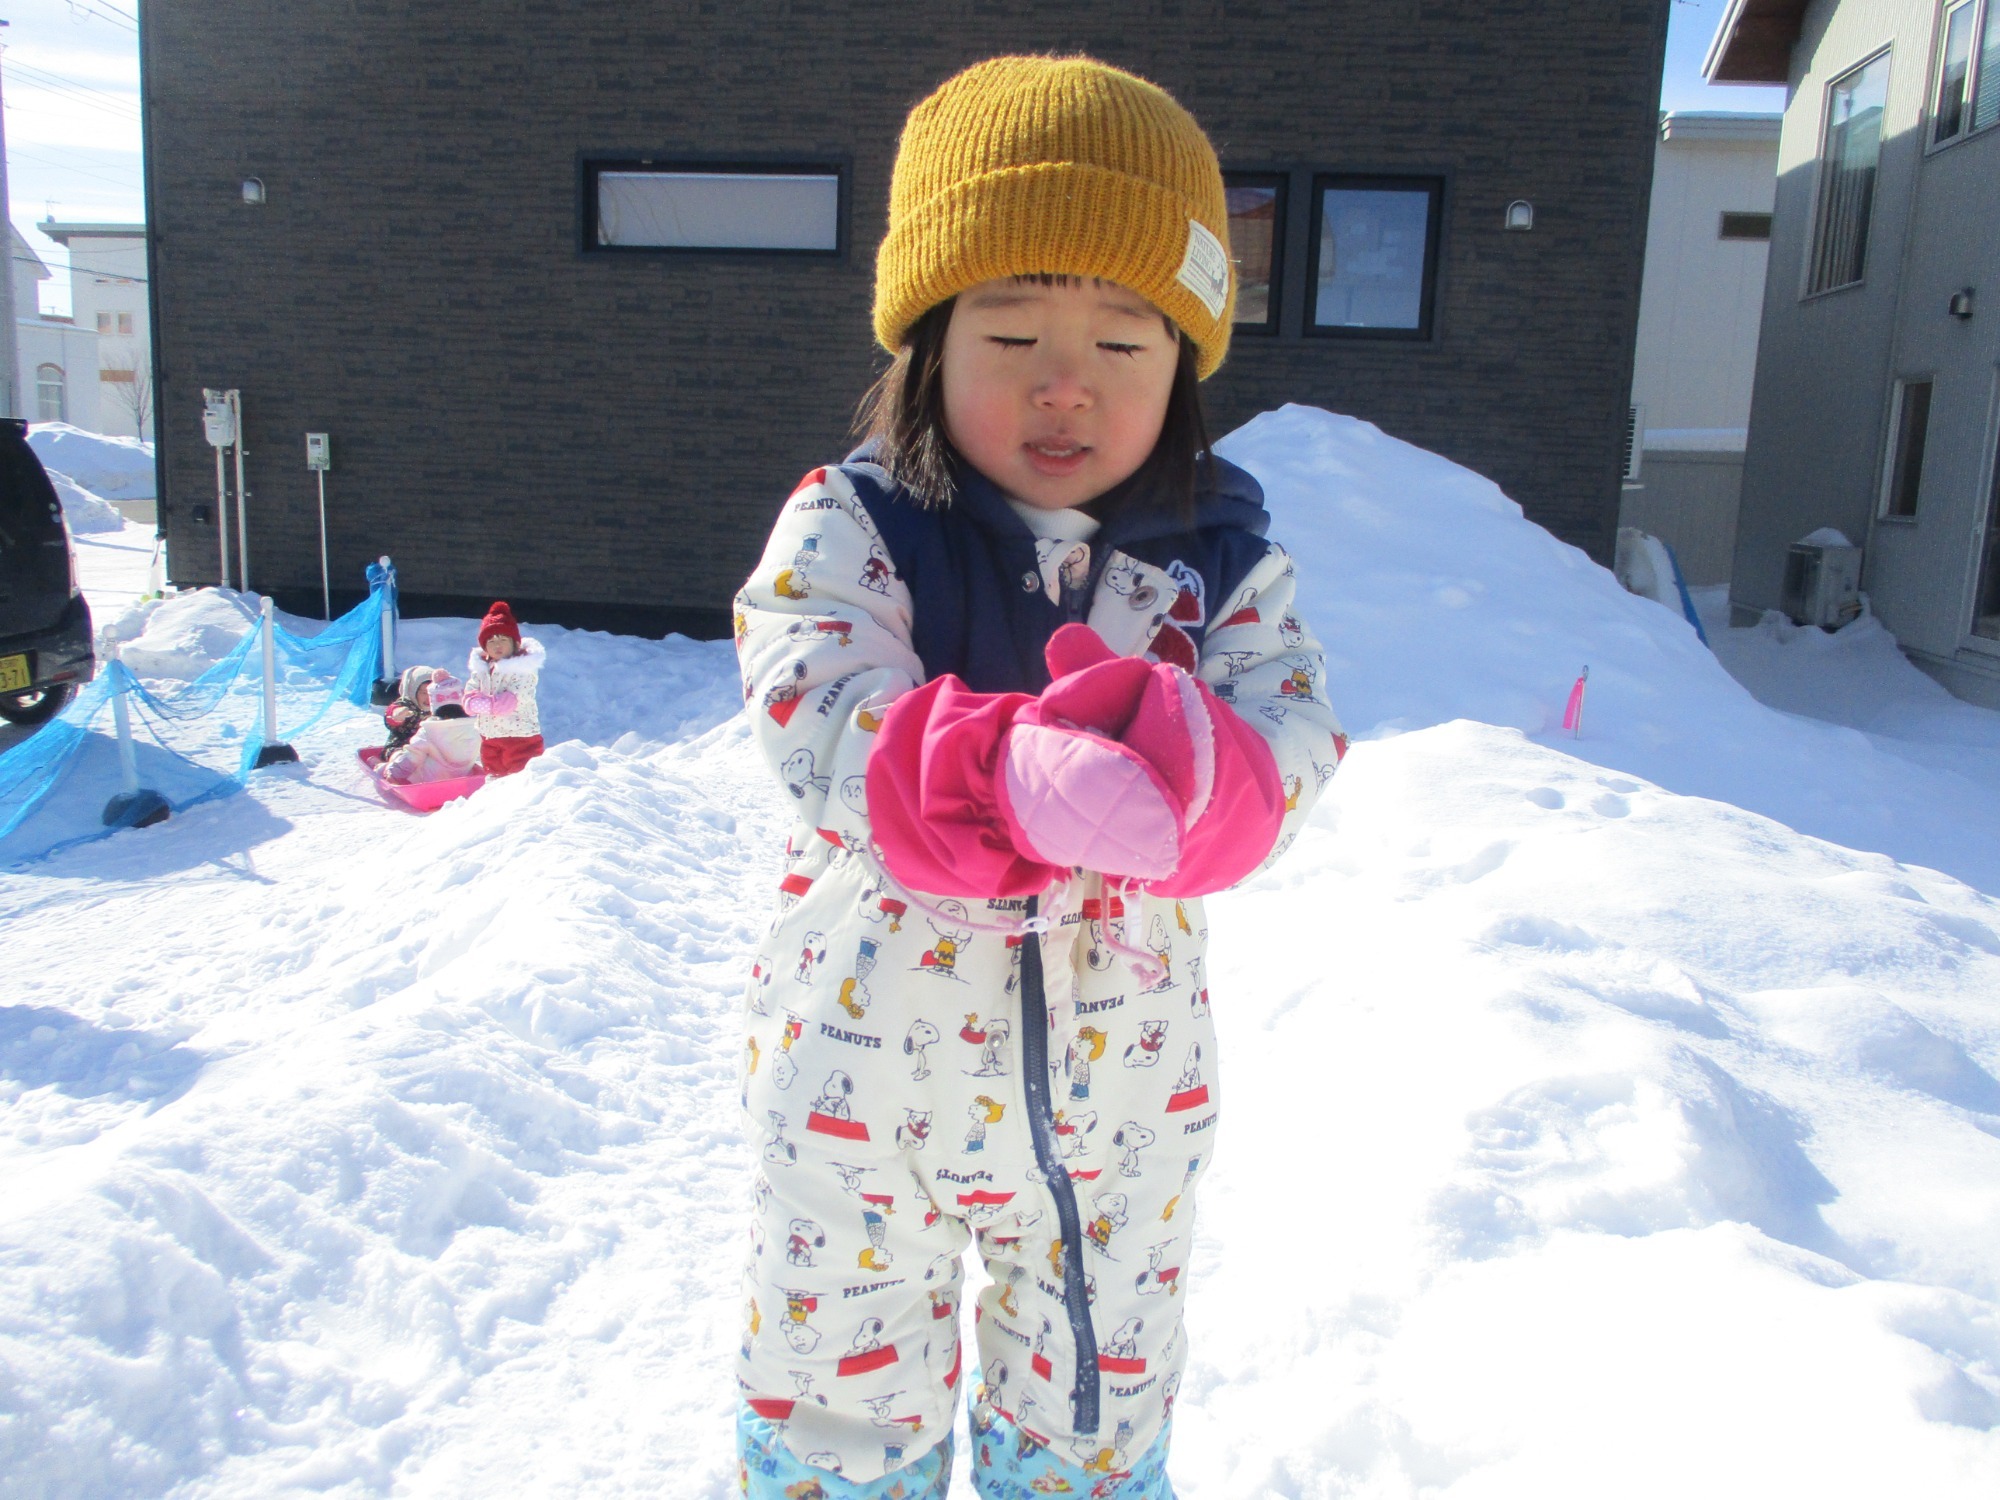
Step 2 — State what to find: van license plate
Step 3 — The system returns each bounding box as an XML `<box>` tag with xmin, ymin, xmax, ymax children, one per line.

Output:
<box><xmin>0</xmin><ymin>654</ymin><xmax>29</xmax><ymax>693</ymax></box>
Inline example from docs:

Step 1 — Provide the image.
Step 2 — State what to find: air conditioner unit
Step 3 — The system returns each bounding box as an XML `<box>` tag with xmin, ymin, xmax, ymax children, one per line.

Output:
<box><xmin>1781</xmin><ymin>537</ymin><xmax>1863</xmax><ymax>628</ymax></box>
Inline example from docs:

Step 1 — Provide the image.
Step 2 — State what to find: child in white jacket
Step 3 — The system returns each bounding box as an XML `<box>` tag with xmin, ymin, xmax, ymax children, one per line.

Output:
<box><xmin>462</xmin><ymin>600</ymin><xmax>545</xmax><ymax>775</ymax></box>
<box><xmin>382</xmin><ymin>670</ymin><xmax>484</xmax><ymax>784</ymax></box>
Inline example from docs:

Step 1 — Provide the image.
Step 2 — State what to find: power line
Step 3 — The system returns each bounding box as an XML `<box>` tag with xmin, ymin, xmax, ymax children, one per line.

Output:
<box><xmin>65</xmin><ymin>1</ymin><xmax>139</xmax><ymax>35</ymax></box>
<box><xmin>12</xmin><ymin>254</ymin><xmax>148</xmax><ymax>288</ymax></box>
<box><xmin>5</xmin><ymin>144</ymin><xmax>144</xmax><ymax>194</ymax></box>
<box><xmin>3</xmin><ymin>60</ymin><xmax>142</xmax><ymax>122</ymax></box>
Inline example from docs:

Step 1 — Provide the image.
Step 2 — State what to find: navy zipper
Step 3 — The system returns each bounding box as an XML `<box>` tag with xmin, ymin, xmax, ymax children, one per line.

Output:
<box><xmin>1017</xmin><ymin>893</ymin><xmax>1100</xmax><ymax>1434</ymax></box>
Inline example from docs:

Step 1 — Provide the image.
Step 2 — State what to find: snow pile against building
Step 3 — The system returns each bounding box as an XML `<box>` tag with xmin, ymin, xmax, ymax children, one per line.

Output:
<box><xmin>45</xmin><ymin>470</ymin><xmax>125</xmax><ymax>535</ymax></box>
<box><xmin>26</xmin><ymin>422</ymin><xmax>156</xmax><ymax>502</ymax></box>
<box><xmin>1</xmin><ymin>408</ymin><xmax>1995</xmax><ymax>1498</ymax></box>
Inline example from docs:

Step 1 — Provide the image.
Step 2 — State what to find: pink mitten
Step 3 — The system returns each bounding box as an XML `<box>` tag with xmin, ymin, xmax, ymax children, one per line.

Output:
<box><xmin>998</xmin><ymin>723</ymin><xmax>1181</xmax><ymax>880</ymax></box>
<box><xmin>867</xmin><ymin>675</ymin><xmax>1060</xmax><ymax>898</ymax></box>
<box><xmin>463</xmin><ymin>691</ymin><xmax>494</xmax><ymax>716</ymax></box>
<box><xmin>1000</xmin><ymin>624</ymin><xmax>1285</xmax><ymax>895</ymax></box>
<box><xmin>490</xmin><ymin>689</ymin><xmax>518</xmax><ymax>716</ymax></box>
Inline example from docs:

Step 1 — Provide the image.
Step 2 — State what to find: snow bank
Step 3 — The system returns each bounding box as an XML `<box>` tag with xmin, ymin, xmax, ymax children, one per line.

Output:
<box><xmin>1182</xmin><ymin>719</ymin><xmax>2000</xmax><ymax>1494</ymax></box>
<box><xmin>27</xmin><ymin>422</ymin><xmax>155</xmax><ymax>501</ymax></box>
<box><xmin>1219</xmin><ymin>405</ymin><xmax>2000</xmax><ymax>894</ymax></box>
<box><xmin>46</xmin><ymin>470</ymin><xmax>125</xmax><ymax>535</ymax></box>
<box><xmin>104</xmin><ymin>589</ymin><xmax>257</xmax><ymax>679</ymax></box>
<box><xmin>3</xmin><ymin>406</ymin><xmax>1997</xmax><ymax>1498</ymax></box>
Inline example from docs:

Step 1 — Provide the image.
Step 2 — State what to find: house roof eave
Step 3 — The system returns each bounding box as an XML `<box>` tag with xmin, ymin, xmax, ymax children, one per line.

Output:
<box><xmin>1703</xmin><ymin>0</ymin><xmax>1809</xmax><ymax>86</ymax></box>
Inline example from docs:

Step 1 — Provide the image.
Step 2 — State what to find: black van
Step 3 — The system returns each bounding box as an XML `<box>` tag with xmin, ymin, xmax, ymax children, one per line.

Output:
<box><xmin>0</xmin><ymin>418</ymin><xmax>95</xmax><ymax>725</ymax></box>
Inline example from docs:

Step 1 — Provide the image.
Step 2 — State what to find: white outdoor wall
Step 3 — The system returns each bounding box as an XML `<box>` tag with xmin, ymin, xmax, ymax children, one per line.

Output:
<box><xmin>1621</xmin><ymin>111</ymin><xmax>1781</xmax><ymax>583</ymax></box>
<box><xmin>1630</xmin><ymin>113</ymin><xmax>1782</xmax><ymax>445</ymax></box>
<box><xmin>9</xmin><ymin>225</ymin><xmax>101</xmax><ymax>432</ymax></box>
<box><xmin>41</xmin><ymin>224</ymin><xmax>151</xmax><ymax>441</ymax></box>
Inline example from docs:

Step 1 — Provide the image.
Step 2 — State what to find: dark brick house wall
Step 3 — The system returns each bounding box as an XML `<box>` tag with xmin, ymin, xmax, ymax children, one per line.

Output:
<box><xmin>144</xmin><ymin>0</ymin><xmax>1669</xmax><ymax>634</ymax></box>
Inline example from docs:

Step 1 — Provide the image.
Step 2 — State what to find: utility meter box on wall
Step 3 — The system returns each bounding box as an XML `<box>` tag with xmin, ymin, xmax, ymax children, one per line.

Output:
<box><xmin>202</xmin><ymin>392</ymin><xmax>237</xmax><ymax>449</ymax></box>
<box><xmin>1781</xmin><ymin>537</ymin><xmax>1863</xmax><ymax>629</ymax></box>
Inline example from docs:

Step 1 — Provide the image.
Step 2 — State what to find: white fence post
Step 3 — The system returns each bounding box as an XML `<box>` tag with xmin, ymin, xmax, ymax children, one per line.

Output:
<box><xmin>100</xmin><ymin>647</ymin><xmax>170</xmax><ymax>828</ymax></box>
<box><xmin>370</xmin><ymin>555</ymin><xmax>400</xmax><ymax>705</ymax></box>
<box><xmin>252</xmin><ymin>596</ymin><xmax>299</xmax><ymax>768</ymax></box>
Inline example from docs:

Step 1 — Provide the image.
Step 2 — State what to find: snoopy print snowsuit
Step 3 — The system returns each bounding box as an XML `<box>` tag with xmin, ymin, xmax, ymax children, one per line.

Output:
<box><xmin>736</xmin><ymin>455</ymin><xmax>1344</xmax><ymax>1497</ymax></box>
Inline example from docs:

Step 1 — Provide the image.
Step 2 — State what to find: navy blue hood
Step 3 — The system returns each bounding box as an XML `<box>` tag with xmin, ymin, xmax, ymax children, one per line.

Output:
<box><xmin>839</xmin><ymin>450</ymin><xmax>1277</xmax><ymax>694</ymax></box>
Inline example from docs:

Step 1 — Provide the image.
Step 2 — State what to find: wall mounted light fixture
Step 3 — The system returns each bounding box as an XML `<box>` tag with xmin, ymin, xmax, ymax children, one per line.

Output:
<box><xmin>241</xmin><ymin>177</ymin><xmax>266</xmax><ymax>205</ymax></box>
<box><xmin>1505</xmin><ymin>199</ymin><xmax>1534</xmax><ymax>231</ymax></box>
<box><xmin>1948</xmin><ymin>287</ymin><xmax>1975</xmax><ymax>319</ymax></box>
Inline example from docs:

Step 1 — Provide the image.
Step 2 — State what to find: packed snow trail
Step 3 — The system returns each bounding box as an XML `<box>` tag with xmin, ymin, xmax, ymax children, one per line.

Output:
<box><xmin>2</xmin><ymin>408</ymin><xmax>1997</xmax><ymax>1497</ymax></box>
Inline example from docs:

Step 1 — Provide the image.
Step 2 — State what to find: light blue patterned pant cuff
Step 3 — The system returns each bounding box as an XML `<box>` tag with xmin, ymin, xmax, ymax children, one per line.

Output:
<box><xmin>966</xmin><ymin>1394</ymin><xmax>1175</xmax><ymax>1500</ymax></box>
<box><xmin>737</xmin><ymin>1406</ymin><xmax>952</xmax><ymax>1499</ymax></box>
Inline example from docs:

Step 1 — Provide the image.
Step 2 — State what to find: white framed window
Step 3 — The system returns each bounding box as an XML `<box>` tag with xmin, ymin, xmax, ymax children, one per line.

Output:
<box><xmin>35</xmin><ymin>363</ymin><xmax>64</xmax><ymax>423</ymax></box>
<box><xmin>116</xmin><ymin>312</ymin><xmax>133</xmax><ymax>336</ymax></box>
<box><xmin>1933</xmin><ymin>0</ymin><xmax>2000</xmax><ymax>145</ymax></box>
<box><xmin>1806</xmin><ymin>49</ymin><xmax>1891</xmax><ymax>296</ymax></box>
<box><xmin>584</xmin><ymin>160</ymin><xmax>843</xmax><ymax>254</ymax></box>
<box><xmin>95</xmin><ymin>311</ymin><xmax>112</xmax><ymax>334</ymax></box>
<box><xmin>1971</xmin><ymin>386</ymin><xmax>2000</xmax><ymax>643</ymax></box>
<box><xmin>1879</xmin><ymin>377</ymin><xmax>1933</xmax><ymax>520</ymax></box>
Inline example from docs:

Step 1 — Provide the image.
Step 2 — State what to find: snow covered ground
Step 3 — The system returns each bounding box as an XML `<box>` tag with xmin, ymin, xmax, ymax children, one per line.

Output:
<box><xmin>2</xmin><ymin>406</ymin><xmax>1996</xmax><ymax>1497</ymax></box>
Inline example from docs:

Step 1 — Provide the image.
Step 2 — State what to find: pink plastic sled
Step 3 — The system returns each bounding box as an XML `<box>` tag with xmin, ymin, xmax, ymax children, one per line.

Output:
<box><xmin>357</xmin><ymin>745</ymin><xmax>486</xmax><ymax>812</ymax></box>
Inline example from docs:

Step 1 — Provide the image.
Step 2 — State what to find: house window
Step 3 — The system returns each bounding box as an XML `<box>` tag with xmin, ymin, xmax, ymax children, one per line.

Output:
<box><xmin>1806</xmin><ymin>50</ymin><xmax>1891</xmax><ymax>296</ymax></box>
<box><xmin>1718</xmin><ymin>212</ymin><xmax>1773</xmax><ymax>240</ymax></box>
<box><xmin>1882</xmin><ymin>379</ymin><xmax>1932</xmax><ymax>519</ymax></box>
<box><xmin>95</xmin><ymin>311</ymin><xmax>112</xmax><ymax>334</ymax></box>
<box><xmin>1224</xmin><ymin>174</ymin><xmax>1285</xmax><ymax>332</ymax></box>
<box><xmin>1974</xmin><ymin>418</ymin><xmax>2000</xmax><ymax>641</ymax></box>
<box><xmin>117</xmin><ymin>312</ymin><xmax>133</xmax><ymax>336</ymax></box>
<box><xmin>1306</xmin><ymin>175</ymin><xmax>1443</xmax><ymax>339</ymax></box>
<box><xmin>35</xmin><ymin>364</ymin><xmax>64</xmax><ymax>423</ymax></box>
<box><xmin>1978</xmin><ymin>0</ymin><xmax>2000</xmax><ymax>131</ymax></box>
<box><xmin>583</xmin><ymin>160</ymin><xmax>842</xmax><ymax>254</ymax></box>
<box><xmin>1935</xmin><ymin>2</ymin><xmax>1979</xmax><ymax>142</ymax></box>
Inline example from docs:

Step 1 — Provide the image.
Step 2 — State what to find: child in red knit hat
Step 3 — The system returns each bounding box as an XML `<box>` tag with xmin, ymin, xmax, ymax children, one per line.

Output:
<box><xmin>463</xmin><ymin>601</ymin><xmax>545</xmax><ymax>775</ymax></box>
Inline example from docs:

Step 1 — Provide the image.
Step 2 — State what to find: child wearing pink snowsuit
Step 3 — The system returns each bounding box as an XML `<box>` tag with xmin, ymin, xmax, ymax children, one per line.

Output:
<box><xmin>733</xmin><ymin>57</ymin><xmax>1344</xmax><ymax>1500</ymax></box>
<box><xmin>382</xmin><ymin>671</ymin><xmax>483</xmax><ymax>785</ymax></box>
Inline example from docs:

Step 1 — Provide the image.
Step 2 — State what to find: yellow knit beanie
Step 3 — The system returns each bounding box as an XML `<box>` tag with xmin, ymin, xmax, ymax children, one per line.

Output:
<box><xmin>874</xmin><ymin>55</ymin><xmax>1235</xmax><ymax>378</ymax></box>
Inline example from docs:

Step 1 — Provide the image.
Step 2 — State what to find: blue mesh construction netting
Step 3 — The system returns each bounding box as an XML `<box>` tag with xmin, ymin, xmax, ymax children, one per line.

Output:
<box><xmin>0</xmin><ymin>570</ymin><xmax>389</xmax><ymax>868</ymax></box>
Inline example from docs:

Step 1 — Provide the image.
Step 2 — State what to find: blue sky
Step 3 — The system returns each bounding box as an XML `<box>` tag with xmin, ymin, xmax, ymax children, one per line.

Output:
<box><xmin>1661</xmin><ymin>0</ymin><xmax>1789</xmax><ymax>113</ymax></box>
<box><xmin>5</xmin><ymin>0</ymin><xmax>1787</xmax><ymax>313</ymax></box>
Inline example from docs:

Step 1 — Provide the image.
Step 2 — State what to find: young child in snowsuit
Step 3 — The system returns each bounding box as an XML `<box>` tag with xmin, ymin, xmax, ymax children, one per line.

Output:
<box><xmin>381</xmin><ymin>664</ymin><xmax>436</xmax><ymax>756</ymax></box>
<box><xmin>733</xmin><ymin>57</ymin><xmax>1345</xmax><ymax>1499</ymax></box>
<box><xmin>463</xmin><ymin>600</ymin><xmax>545</xmax><ymax>775</ymax></box>
<box><xmin>382</xmin><ymin>669</ymin><xmax>483</xmax><ymax>784</ymax></box>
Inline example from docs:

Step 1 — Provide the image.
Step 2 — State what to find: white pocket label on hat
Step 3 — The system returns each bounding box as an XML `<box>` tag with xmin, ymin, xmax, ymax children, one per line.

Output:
<box><xmin>1175</xmin><ymin>218</ymin><xmax>1230</xmax><ymax>320</ymax></box>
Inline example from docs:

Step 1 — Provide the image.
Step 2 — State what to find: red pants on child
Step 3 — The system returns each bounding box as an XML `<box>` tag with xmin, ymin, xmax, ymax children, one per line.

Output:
<box><xmin>481</xmin><ymin>735</ymin><xmax>543</xmax><ymax>776</ymax></box>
